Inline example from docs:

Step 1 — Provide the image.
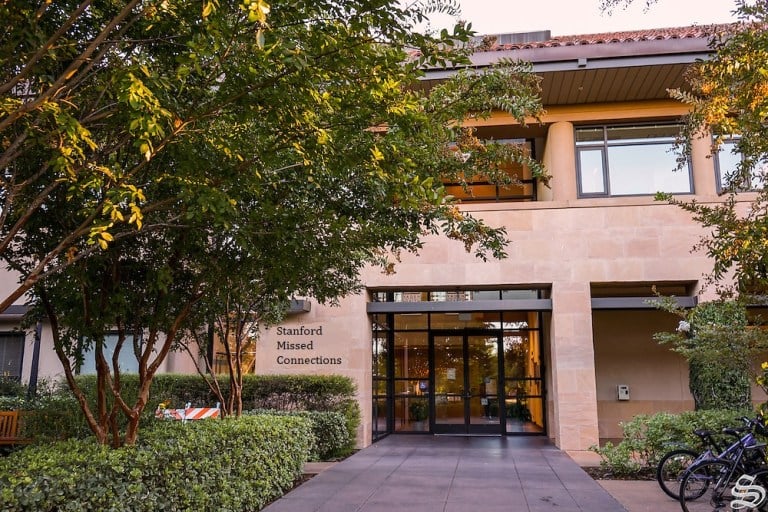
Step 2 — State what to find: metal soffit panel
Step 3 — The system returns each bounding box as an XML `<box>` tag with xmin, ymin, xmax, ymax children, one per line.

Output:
<box><xmin>540</xmin><ymin>64</ymin><xmax>687</xmax><ymax>105</ymax></box>
<box><xmin>0</xmin><ymin>304</ymin><xmax>28</xmax><ymax>318</ymax></box>
<box><xmin>418</xmin><ymin>63</ymin><xmax>690</xmax><ymax>107</ymax></box>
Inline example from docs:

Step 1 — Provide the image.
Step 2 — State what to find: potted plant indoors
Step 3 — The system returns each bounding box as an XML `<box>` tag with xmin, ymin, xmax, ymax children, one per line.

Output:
<box><xmin>409</xmin><ymin>400</ymin><xmax>428</xmax><ymax>430</ymax></box>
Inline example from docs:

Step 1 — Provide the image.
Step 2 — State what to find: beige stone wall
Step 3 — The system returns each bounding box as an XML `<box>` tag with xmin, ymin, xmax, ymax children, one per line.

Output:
<box><xmin>592</xmin><ymin>310</ymin><xmax>693</xmax><ymax>441</ymax></box>
<box><xmin>356</xmin><ymin>101</ymin><xmax>722</xmax><ymax>450</ymax></box>
<box><xmin>255</xmin><ymin>293</ymin><xmax>373</xmax><ymax>447</ymax></box>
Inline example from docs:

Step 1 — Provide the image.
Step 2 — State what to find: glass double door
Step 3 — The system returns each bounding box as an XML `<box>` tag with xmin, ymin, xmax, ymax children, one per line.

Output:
<box><xmin>431</xmin><ymin>332</ymin><xmax>502</xmax><ymax>434</ymax></box>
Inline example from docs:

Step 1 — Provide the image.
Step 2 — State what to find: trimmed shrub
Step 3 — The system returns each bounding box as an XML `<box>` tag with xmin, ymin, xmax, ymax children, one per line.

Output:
<box><xmin>0</xmin><ymin>414</ymin><xmax>312</xmax><ymax>511</ymax></box>
<box><xmin>19</xmin><ymin>391</ymin><xmax>90</xmax><ymax>442</ymax></box>
<box><xmin>590</xmin><ymin>409</ymin><xmax>752</xmax><ymax>476</ymax></box>
<box><xmin>246</xmin><ymin>409</ymin><xmax>351</xmax><ymax>460</ymax></box>
<box><xmin>16</xmin><ymin>373</ymin><xmax>360</xmax><ymax>455</ymax></box>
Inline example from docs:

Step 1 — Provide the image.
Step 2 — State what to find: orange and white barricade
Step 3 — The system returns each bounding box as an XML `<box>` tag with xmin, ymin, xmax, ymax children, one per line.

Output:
<box><xmin>182</xmin><ymin>407</ymin><xmax>220</xmax><ymax>421</ymax></box>
<box><xmin>155</xmin><ymin>402</ymin><xmax>220</xmax><ymax>423</ymax></box>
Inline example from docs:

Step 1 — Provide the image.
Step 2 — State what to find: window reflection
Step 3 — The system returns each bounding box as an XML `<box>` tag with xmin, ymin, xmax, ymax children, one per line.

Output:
<box><xmin>716</xmin><ymin>137</ymin><xmax>765</xmax><ymax>192</ymax></box>
<box><xmin>576</xmin><ymin>124</ymin><xmax>691</xmax><ymax>197</ymax></box>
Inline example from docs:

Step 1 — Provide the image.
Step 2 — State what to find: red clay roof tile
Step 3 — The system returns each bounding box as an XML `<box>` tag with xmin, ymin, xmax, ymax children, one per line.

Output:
<box><xmin>477</xmin><ymin>23</ymin><xmax>737</xmax><ymax>52</ymax></box>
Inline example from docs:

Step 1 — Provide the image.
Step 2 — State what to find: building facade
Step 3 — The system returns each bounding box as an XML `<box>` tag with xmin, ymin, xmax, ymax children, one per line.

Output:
<box><xmin>254</xmin><ymin>25</ymin><xmax>740</xmax><ymax>451</ymax></box>
<box><xmin>2</xmin><ymin>25</ymin><xmax>747</xmax><ymax>454</ymax></box>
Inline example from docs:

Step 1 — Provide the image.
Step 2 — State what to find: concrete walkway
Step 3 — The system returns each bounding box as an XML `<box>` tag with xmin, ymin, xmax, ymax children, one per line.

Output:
<box><xmin>263</xmin><ymin>435</ymin><xmax>632</xmax><ymax>512</ymax></box>
<box><xmin>598</xmin><ymin>480</ymin><xmax>682</xmax><ymax>512</ymax></box>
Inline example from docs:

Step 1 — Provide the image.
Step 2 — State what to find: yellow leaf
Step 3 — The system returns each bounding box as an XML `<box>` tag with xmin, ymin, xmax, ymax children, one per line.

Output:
<box><xmin>101</xmin><ymin>232</ymin><xmax>114</xmax><ymax>242</ymax></box>
<box><xmin>202</xmin><ymin>1</ymin><xmax>213</xmax><ymax>18</ymax></box>
<box><xmin>371</xmin><ymin>146</ymin><xmax>385</xmax><ymax>161</ymax></box>
<box><xmin>98</xmin><ymin>239</ymin><xmax>108</xmax><ymax>250</ymax></box>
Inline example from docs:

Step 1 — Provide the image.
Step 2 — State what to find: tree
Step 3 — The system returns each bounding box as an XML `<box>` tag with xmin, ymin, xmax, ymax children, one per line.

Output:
<box><xmin>652</xmin><ymin>1</ymin><xmax>768</xmax><ymax>297</ymax></box>
<box><xmin>7</xmin><ymin>0</ymin><xmax>546</xmax><ymax>445</ymax></box>
<box><xmin>604</xmin><ymin>0</ymin><xmax>768</xmax><ymax>411</ymax></box>
<box><xmin>653</xmin><ymin>298</ymin><xmax>768</xmax><ymax>410</ymax></box>
<box><xmin>598</xmin><ymin>0</ymin><xmax>662</xmax><ymax>14</ymax></box>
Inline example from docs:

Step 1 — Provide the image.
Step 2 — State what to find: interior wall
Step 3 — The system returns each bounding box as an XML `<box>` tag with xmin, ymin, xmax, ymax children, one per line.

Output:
<box><xmin>592</xmin><ymin>309</ymin><xmax>693</xmax><ymax>441</ymax></box>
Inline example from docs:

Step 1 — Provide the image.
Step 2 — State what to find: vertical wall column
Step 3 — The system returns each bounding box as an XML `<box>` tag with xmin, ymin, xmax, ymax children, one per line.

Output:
<box><xmin>690</xmin><ymin>129</ymin><xmax>718</xmax><ymax>195</ymax></box>
<box><xmin>549</xmin><ymin>281</ymin><xmax>600</xmax><ymax>451</ymax></box>
<box><xmin>541</xmin><ymin>121</ymin><xmax>577</xmax><ymax>201</ymax></box>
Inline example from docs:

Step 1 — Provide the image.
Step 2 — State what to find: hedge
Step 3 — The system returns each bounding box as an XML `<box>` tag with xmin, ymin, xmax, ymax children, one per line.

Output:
<box><xmin>0</xmin><ymin>415</ymin><xmax>312</xmax><ymax>511</ymax></box>
<box><xmin>590</xmin><ymin>409</ymin><xmax>752</xmax><ymax>477</ymax></box>
<box><xmin>246</xmin><ymin>409</ymin><xmax>351</xmax><ymax>461</ymax></box>
<box><xmin>17</xmin><ymin>374</ymin><xmax>360</xmax><ymax>453</ymax></box>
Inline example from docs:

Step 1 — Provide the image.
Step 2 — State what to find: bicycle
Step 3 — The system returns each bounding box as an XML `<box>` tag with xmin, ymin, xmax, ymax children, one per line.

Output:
<box><xmin>656</xmin><ymin>417</ymin><xmax>766</xmax><ymax>500</ymax></box>
<box><xmin>656</xmin><ymin>435</ymin><xmax>715</xmax><ymax>499</ymax></box>
<box><xmin>678</xmin><ymin>419</ymin><xmax>768</xmax><ymax>512</ymax></box>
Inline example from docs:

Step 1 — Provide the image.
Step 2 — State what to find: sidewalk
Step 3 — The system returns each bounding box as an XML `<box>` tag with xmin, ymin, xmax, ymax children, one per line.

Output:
<box><xmin>567</xmin><ymin>450</ymin><xmax>682</xmax><ymax>512</ymax></box>
<box><xmin>597</xmin><ymin>480</ymin><xmax>681</xmax><ymax>512</ymax></box>
<box><xmin>293</xmin><ymin>441</ymin><xmax>684</xmax><ymax>512</ymax></box>
<box><xmin>268</xmin><ymin>435</ymin><xmax>629</xmax><ymax>512</ymax></box>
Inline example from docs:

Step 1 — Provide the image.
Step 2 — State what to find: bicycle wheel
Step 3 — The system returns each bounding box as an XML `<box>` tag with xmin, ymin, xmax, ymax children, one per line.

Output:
<box><xmin>733</xmin><ymin>468</ymin><xmax>768</xmax><ymax>512</ymax></box>
<box><xmin>679</xmin><ymin>459</ymin><xmax>736</xmax><ymax>512</ymax></box>
<box><xmin>656</xmin><ymin>448</ymin><xmax>699</xmax><ymax>499</ymax></box>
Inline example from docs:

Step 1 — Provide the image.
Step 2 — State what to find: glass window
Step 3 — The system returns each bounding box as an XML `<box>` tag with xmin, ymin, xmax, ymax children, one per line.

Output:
<box><xmin>443</xmin><ymin>140</ymin><xmax>537</xmax><ymax>202</ymax></box>
<box><xmin>79</xmin><ymin>333</ymin><xmax>140</xmax><ymax>374</ymax></box>
<box><xmin>716</xmin><ymin>137</ymin><xmax>765</xmax><ymax>192</ymax></box>
<box><xmin>393</xmin><ymin>313</ymin><xmax>427</xmax><ymax>330</ymax></box>
<box><xmin>469</xmin><ymin>290</ymin><xmax>501</xmax><ymax>300</ymax></box>
<box><xmin>372</xmin><ymin>288</ymin><xmax>541</xmax><ymax>302</ymax></box>
<box><xmin>393</xmin><ymin>332</ymin><xmax>428</xmax><ymax>379</ymax></box>
<box><xmin>577</xmin><ymin>149</ymin><xmax>606</xmax><ymax>194</ymax></box>
<box><xmin>0</xmin><ymin>332</ymin><xmax>24</xmax><ymax>379</ymax></box>
<box><xmin>501</xmin><ymin>289</ymin><xmax>540</xmax><ymax>300</ymax></box>
<box><xmin>576</xmin><ymin>124</ymin><xmax>692</xmax><ymax>197</ymax></box>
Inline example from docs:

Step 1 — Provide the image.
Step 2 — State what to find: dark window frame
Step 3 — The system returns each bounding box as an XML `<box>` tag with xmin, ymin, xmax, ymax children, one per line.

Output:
<box><xmin>714</xmin><ymin>135</ymin><xmax>763</xmax><ymax>194</ymax></box>
<box><xmin>0</xmin><ymin>331</ymin><xmax>25</xmax><ymax>380</ymax></box>
<box><xmin>575</xmin><ymin>123</ymin><xmax>694</xmax><ymax>198</ymax></box>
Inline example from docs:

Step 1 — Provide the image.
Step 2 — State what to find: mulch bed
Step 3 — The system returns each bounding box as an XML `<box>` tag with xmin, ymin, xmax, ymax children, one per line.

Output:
<box><xmin>583</xmin><ymin>466</ymin><xmax>656</xmax><ymax>481</ymax></box>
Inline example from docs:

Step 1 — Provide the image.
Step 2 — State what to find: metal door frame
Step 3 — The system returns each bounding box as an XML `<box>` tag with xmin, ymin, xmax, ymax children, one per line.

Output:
<box><xmin>429</xmin><ymin>330</ymin><xmax>504</xmax><ymax>435</ymax></box>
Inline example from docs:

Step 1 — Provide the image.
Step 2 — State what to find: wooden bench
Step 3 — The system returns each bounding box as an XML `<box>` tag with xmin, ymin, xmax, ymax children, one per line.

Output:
<box><xmin>0</xmin><ymin>410</ymin><xmax>31</xmax><ymax>446</ymax></box>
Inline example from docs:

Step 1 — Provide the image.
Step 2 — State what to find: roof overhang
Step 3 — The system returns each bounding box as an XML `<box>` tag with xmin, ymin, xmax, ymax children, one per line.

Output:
<box><xmin>421</xmin><ymin>35</ymin><xmax>714</xmax><ymax>107</ymax></box>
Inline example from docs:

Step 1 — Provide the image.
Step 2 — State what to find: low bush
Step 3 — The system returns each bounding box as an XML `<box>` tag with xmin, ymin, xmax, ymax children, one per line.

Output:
<box><xmin>246</xmin><ymin>409</ymin><xmax>351</xmax><ymax>460</ymax></box>
<box><xmin>0</xmin><ymin>414</ymin><xmax>312</xmax><ymax>511</ymax></box>
<box><xmin>590</xmin><ymin>409</ymin><xmax>752</xmax><ymax>477</ymax></box>
<box><xmin>19</xmin><ymin>390</ymin><xmax>90</xmax><ymax>442</ymax></box>
<box><xmin>14</xmin><ymin>374</ymin><xmax>360</xmax><ymax>456</ymax></box>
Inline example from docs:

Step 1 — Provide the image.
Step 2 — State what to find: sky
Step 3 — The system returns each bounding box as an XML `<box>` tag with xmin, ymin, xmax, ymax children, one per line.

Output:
<box><xmin>424</xmin><ymin>0</ymin><xmax>739</xmax><ymax>37</ymax></box>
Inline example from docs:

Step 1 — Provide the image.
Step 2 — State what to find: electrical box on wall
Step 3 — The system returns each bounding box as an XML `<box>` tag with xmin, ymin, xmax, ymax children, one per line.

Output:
<box><xmin>617</xmin><ymin>384</ymin><xmax>630</xmax><ymax>401</ymax></box>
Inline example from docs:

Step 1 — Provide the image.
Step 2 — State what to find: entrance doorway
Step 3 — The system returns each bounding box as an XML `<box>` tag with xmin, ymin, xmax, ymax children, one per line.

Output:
<box><xmin>432</xmin><ymin>332</ymin><xmax>502</xmax><ymax>434</ymax></box>
<box><xmin>370</xmin><ymin>292</ymin><xmax>549</xmax><ymax>440</ymax></box>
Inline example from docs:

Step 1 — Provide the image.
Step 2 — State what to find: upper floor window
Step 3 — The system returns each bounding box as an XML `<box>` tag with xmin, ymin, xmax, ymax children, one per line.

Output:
<box><xmin>715</xmin><ymin>136</ymin><xmax>765</xmax><ymax>192</ymax></box>
<box><xmin>576</xmin><ymin>124</ymin><xmax>692</xmax><ymax>197</ymax></box>
<box><xmin>0</xmin><ymin>332</ymin><xmax>24</xmax><ymax>380</ymax></box>
<box><xmin>79</xmin><ymin>332</ymin><xmax>140</xmax><ymax>375</ymax></box>
<box><xmin>443</xmin><ymin>139</ymin><xmax>536</xmax><ymax>202</ymax></box>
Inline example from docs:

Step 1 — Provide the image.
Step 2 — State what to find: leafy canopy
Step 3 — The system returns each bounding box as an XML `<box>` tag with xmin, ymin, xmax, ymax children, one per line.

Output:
<box><xmin>654</xmin><ymin>1</ymin><xmax>768</xmax><ymax>296</ymax></box>
<box><xmin>4</xmin><ymin>0</ymin><xmax>546</xmax><ymax>445</ymax></box>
